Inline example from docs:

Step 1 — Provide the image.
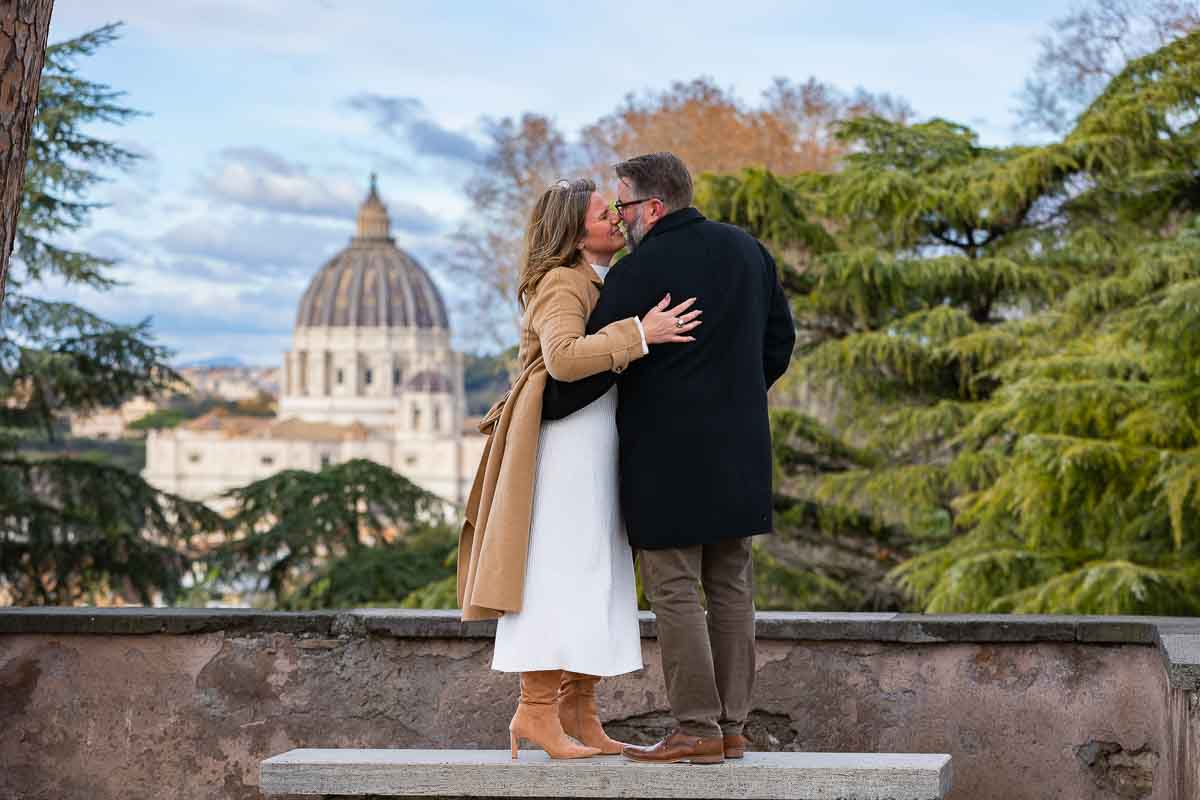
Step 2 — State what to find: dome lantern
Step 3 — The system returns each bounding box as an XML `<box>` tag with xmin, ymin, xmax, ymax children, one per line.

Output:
<box><xmin>355</xmin><ymin>172</ymin><xmax>391</xmax><ymax>241</ymax></box>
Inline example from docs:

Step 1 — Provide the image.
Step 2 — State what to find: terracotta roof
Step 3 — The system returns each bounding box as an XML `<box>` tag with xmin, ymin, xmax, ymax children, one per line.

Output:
<box><xmin>184</xmin><ymin>410</ymin><xmax>272</xmax><ymax>437</ymax></box>
<box><xmin>183</xmin><ymin>412</ymin><xmax>381</xmax><ymax>442</ymax></box>
<box><xmin>264</xmin><ymin>417</ymin><xmax>379</xmax><ymax>442</ymax></box>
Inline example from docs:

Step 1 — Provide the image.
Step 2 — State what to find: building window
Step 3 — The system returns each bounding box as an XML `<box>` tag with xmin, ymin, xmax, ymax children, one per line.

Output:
<box><xmin>412</xmin><ymin>406</ymin><xmax>421</xmax><ymax>430</ymax></box>
<box><xmin>433</xmin><ymin>406</ymin><xmax>441</xmax><ymax>431</ymax></box>
<box><xmin>261</xmin><ymin>456</ymin><xmax>275</xmax><ymax>467</ymax></box>
<box><xmin>365</xmin><ymin>368</ymin><xmax>373</xmax><ymax>385</ymax></box>
<box><xmin>187</xmin><ymin>452</ymin><xmax>202</xmax><ymax>464</ymax></box>
<box><xmin>392</xmin><ymin>367</ymin><xmax>401</xmax><ymax>385</ymax></box>
<box><xmin>336</xmin><ymin>368</ymin><xmax>344</xmax><ymax>385</ymax></box>
<box><xmin>320</xmin><ymin>453</ymin><xmax>332</xmax><ymax>468</ymax></box>
<box><xmin>405</xmin><ymin>455</ymin><xmax>418</xmax><ymax>467</ymax></box>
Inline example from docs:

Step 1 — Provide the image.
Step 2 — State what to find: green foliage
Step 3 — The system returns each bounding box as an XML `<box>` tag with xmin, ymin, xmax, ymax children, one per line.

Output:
<box><xmin>0</xmin><ymin>455</ymin><xmax>224</xmax><ymax>605</ymax></box>
<box><xmin>214</xmin><ymin>459</ymin><xmax>448</xmax><ymax>607</ymax></box>
<box><xmin>126</xmin><ymin>408</ymin><xmax>189</xmax><ymax>430</ymax></box>
<box><xmin>400</xmin><ymin>546</ymin><xmax>462</xmax><ymax>609</ymax></box>
<box><xmin>695</xmin><ymin>167</ymin><xmax>836</xmax><ymax>258</ymax></box>
<box><xmin>1</xmin><ymin>296</ymin><xmax>180</xmax><ymax>440</ymax></box>
<box><xmin>463</xmin><ymin>346</ymin><xmax>516</xmax><ymax>415</ymax></box>
<box><xmin>703</xmin><ymin>31</ymin><xmax>1200</xmax><ymax>615</ymax></box>
<box><xmin>751</xmin><ymin>540</ymin><xmax>860</xmax><ymax>611</ymax></box>
<box><xmin>286</xmin><ymin>524</ymin><xmax>457</xmax><ymax>610</ymax></box>
<box><xmin>401</xmin><ymin>573</ymin><xmax>459</xmax><ymax>609</ymax></box>
<box><xmin>757</xmin><ymin>409</ymin><xmax>911</xmax><ymax>610</ymax></box>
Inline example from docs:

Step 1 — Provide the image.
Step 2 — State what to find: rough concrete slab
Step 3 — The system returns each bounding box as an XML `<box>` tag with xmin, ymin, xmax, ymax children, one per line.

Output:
<box><xmin>1073</xmin><ymin>618</ymin><xmax>1162</xmax><ymax>644</ymax></box>
<box><xmin>1158</xmin><ymin>634</ymin><xmax>1200</xmax><ymax>690</ymax></box>
<box><xmin>259</xmin><ymin>748</ymin><xmax>953</xmax><ymax>799</ymax></box>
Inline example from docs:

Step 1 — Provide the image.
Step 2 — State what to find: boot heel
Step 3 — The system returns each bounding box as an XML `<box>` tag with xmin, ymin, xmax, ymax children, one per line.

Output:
<box><xmin>510</xmin><ymin>730</ymin><xmax>519</xmax><ymax>760</ymax></box>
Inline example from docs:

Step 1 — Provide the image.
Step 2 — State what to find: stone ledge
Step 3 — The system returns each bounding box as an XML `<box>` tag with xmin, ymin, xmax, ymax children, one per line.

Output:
<box><xmin>3</xmin><ymin>608</ymin><xmax>1198</xmax><ymax>690</ymax></box>
<box><xmin>258</xmin><ymin>749</ymin><xmax>953</xmax><ymax>799</ymax></box>
<box><xmin>0</xmin><ymin>606</ymin><xmax>340</xmax><ymax>635</ymax></box>
<box><xmin>1158</xmin><ymin>633</ymin><xmax>1200</xmax><ymax>689</ymax></box>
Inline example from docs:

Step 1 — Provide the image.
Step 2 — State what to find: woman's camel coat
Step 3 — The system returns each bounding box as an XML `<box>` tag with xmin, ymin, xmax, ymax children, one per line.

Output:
<box><xmin>457</xmin><ymin>261</ymin><xmax>646</xmax><ymax>621</ymax></box>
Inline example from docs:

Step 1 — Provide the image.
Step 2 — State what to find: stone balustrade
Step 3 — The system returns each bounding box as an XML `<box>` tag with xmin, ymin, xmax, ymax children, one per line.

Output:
<box><xmin>2</xmin><ymin>608</ymin><xmax>1198</xmax><ymax>799</ymax></box>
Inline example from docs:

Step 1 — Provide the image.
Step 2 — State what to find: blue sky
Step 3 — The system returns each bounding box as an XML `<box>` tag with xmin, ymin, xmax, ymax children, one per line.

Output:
<box><xmin>41</xmin><ymin>0</ymin><xmax>1074</xmax><ymax>364</ymax></box>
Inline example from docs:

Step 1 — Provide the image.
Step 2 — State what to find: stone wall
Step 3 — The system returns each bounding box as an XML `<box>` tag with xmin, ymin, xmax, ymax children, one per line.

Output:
<box><xmin>1167</xmin><ymin>686</ymin><xmax>1200</xmax><ymax>800</ymax></box>
<box><xmin>1</xmin><ymin>609</ymin><xmax>1197</xmax><ymax>800</ymax></box>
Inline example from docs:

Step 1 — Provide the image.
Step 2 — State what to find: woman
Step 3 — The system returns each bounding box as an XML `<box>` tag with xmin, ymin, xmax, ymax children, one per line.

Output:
<box><xmin>457</xmin><ymin>178</ymin><xmax>701</xmax><ymax>760</ymax></box>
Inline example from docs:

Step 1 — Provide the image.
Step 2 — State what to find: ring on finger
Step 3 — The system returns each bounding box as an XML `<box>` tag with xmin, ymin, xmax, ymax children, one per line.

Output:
<box><xmin>674</xmin><ymin>318</ymin><xmax>683</xmax><ymax>328</ymax></box>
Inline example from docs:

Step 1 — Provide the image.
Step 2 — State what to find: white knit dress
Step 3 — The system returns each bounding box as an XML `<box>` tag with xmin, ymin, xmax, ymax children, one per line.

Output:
<box><xmin>491</xmin><ymin>264</ymin><xmax>644</xmax><ymax>676</ymax></box>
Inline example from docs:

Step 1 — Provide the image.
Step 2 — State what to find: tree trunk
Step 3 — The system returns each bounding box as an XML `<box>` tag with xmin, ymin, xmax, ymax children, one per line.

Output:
<box><xmin>0</xmin><ymin>0</ymin><xmax>53</xmax><ymax>310</ymax></box>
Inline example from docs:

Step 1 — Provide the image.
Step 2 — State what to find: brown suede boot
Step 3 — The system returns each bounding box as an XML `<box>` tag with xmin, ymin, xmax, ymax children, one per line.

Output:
<box><xmin>510</xmin><ymin>670</ymin><xmax>602</xmax><ymax>760</ymax></box>
<box><xmin>558</xmin><ymin>672</ymin><xmax>628</xmax><ymax>755</ymax></box>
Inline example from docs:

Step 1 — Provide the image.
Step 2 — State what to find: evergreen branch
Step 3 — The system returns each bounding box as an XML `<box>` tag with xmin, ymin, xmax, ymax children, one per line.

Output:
<box><xmin>995</xmin><ymin>559</ymin><xmax>1200</xmax><ymax>615</ymax></box>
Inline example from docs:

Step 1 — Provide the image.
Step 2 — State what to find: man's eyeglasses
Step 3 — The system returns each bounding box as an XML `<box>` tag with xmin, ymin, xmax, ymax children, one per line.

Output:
<box><xmin>613</xmin><ymin>197</ymin><xmax>660</xmax><ymax>215</ymax></box>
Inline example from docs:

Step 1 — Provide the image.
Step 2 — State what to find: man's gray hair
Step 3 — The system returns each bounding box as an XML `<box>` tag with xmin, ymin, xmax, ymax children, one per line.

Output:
<box><xmin>614</xmin><ymin>152</ymin><xmax>693</xmax><ymax>213</ymax></box>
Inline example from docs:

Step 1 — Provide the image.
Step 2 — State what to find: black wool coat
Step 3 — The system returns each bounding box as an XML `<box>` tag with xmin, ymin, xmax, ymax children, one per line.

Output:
<box><xmin>542</xmin><ymin>207</ymin><xmax>795</xmax><ymax>550</ymax></box>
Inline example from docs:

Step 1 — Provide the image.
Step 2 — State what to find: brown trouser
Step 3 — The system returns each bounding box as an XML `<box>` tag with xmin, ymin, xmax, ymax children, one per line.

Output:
<box><xmin>638</xmin><ymin>536</ymin><xmax>756</xmax><ymax>739</ymax></box>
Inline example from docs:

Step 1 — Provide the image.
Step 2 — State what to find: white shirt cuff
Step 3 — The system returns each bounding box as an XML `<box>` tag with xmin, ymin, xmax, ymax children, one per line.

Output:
<box><xmin>633</xmin><ymin>317</ymin><xmax>649</xmax><ymax>354</ymax></box>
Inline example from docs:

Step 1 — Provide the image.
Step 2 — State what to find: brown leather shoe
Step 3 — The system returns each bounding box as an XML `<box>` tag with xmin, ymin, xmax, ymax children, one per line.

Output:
<box><xmin>621</xmin><ymin>729</ymin><xmax>725</xmax><ymax>764</ymax></box>
<box><xmin>723</xmin><ymin>734</ymin><xmax>748</xmax><ymax>758</ymax></box>
<box><xmin>558</xmin><ymin>672</ymin><xmax>628</xmax><ymax>755</ymax></box>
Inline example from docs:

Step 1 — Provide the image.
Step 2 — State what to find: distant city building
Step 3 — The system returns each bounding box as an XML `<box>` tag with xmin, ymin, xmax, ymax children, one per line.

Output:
<box><xmin>69</xmin><ymin>396</ymin><xmax>160</xmax><ymax>440</ymax></box>
<box><xmin>178</xmin><ymin>366</ymin><xmax>280</xmax><ymax>401</ymax></box>
<box><xmin>143</xmin><ymin>178</ymin><xmax>487</xmax><ymax>507</ymax></box>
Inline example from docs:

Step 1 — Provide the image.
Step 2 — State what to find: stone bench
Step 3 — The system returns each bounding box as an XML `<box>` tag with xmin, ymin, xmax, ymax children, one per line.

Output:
<box><xmin>260</xmin><ymin>748</ymin><xmax>953</xmax><ymax>799</ymax></box>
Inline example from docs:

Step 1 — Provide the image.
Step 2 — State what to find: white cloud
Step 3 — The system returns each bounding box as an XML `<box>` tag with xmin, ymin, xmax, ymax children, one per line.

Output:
<box><xmin>33</xmin><ymin>251</ymin><xmax>307</xmax><ymax>366</ymax></box>
<box><xmin>345</xmin><ymin>94</ymin><xmax>482</xmax><ymax>164</ymax></box>
<box><xmin>159</xmin><ymin>213</ymin><xmax>346</xmax><ymax>275</ymax></box>
<box><xmin>199</xmin><ymin>147</ymin><xmax>443</xmax><ymax>232</ymax></box>
<box><xmin>203</xmin><ymin>147</ymin><xmax>361</xmax><ymax>218</ymax></box>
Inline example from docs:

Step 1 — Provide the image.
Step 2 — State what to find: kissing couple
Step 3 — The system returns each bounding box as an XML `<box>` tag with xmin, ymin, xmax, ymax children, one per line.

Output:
<box><xmin>458</xmin><ymin>151</ymin><xmax>794</xmax><ymax>764</ymax></box>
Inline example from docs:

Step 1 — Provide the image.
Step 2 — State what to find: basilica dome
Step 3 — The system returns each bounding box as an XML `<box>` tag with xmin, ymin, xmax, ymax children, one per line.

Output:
<box><xmin>295</xmin><ymin>176</ymin><xmax>449</xmax><ymax>330</ymax></box>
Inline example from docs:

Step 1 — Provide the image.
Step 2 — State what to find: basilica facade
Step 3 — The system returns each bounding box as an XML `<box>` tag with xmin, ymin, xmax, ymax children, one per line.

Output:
<box><xmin>143</xmin><ymin>179</ymin><xmax>487</xmax><ymax>508</ymax></box>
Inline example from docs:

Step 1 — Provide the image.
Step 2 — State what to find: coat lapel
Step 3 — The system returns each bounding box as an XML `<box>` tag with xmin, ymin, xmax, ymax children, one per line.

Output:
<box><xmin>572</xmin><ymin>259</ymin><xmax>604</xmax><ymax>290</ymax></box>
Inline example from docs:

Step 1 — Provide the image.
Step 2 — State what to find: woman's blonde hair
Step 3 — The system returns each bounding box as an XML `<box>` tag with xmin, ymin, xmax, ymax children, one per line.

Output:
<box><xmin>517</xmin><ymin>178</ymin><xmax>595</xmax><ymax>310</ymax></box>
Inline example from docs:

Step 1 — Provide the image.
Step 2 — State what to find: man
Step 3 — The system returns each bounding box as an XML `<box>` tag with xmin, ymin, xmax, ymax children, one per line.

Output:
<box><xmin>542</xmin><ymin>152</ymin><xmax>795</xmax><ymax>764</ymax></box>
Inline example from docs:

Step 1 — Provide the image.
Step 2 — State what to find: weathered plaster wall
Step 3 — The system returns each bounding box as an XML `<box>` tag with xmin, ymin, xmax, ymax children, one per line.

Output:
<box><xmin>1166</xmin><ymin>687</ymin><xmax>1200</xmax><ymax>800</ymax></box>
<box><xmin>1192</xmin><ymin>691</ymin><xmax>1200</xmax><ymax>799</ymax></box>
<box><xmin>0</xmin><ymin>612</ymin><xmax>1189</xmax><ymax>800</ymax></box>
